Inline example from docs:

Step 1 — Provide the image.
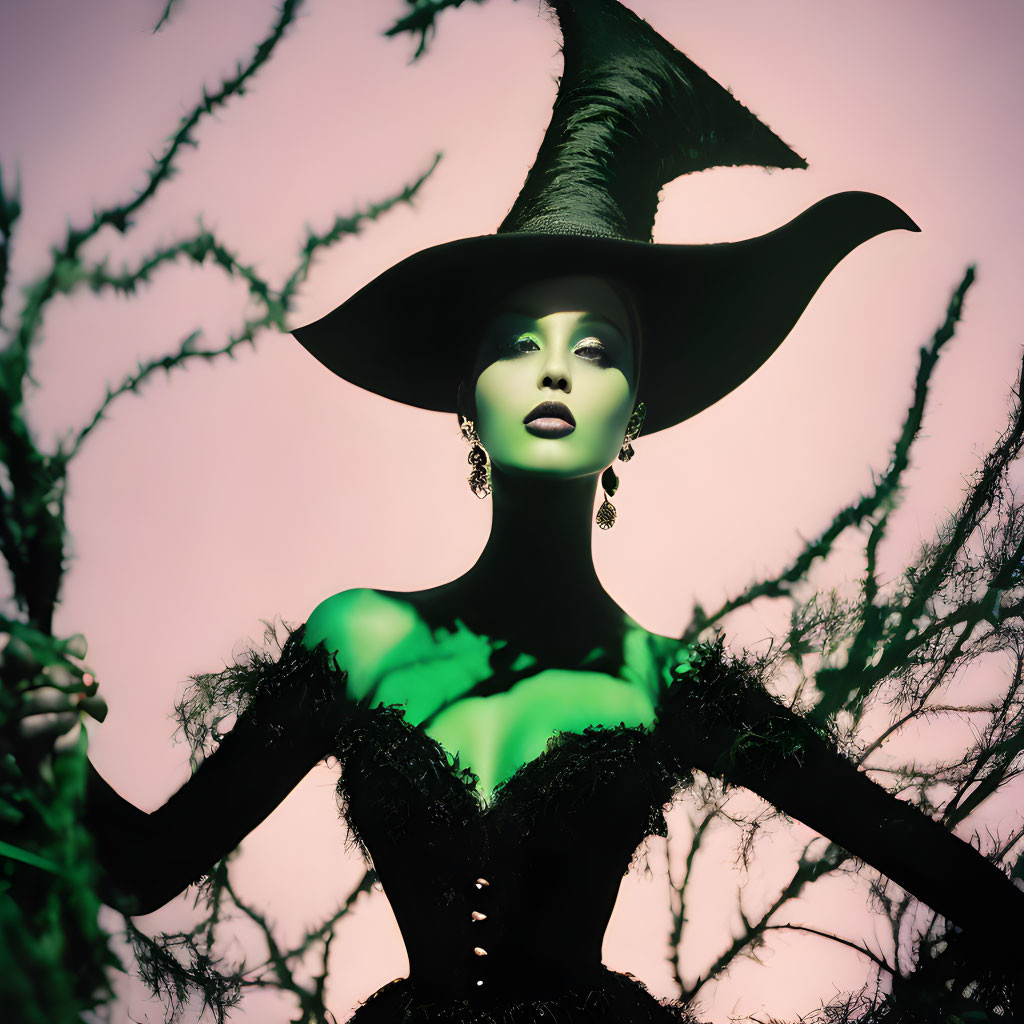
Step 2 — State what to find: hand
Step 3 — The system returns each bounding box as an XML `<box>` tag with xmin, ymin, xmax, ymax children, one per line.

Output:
<box><xmin>2</xmin><ymin>631</ymin><xmax>107</xmax><ymax>763</ymax></box>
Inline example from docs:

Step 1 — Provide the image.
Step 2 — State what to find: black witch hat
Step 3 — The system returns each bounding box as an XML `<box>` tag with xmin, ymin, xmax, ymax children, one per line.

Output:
<box><xmin>293</xmin><ymin>0</ymin><xmax>917</xmax><ymax>435</ymax></box>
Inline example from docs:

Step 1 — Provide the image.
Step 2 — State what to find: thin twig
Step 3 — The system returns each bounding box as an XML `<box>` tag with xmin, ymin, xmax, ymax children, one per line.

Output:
<box><xmin>681</xmin><ymin>268</ymin><xmax>977</xmax><ymax>652</ymax></box>
<box><xmin>8</xmin><ymin>0</ymin><xmax>306</xmax><ymax>389</ymax></box>
<box><xmin>153</xmin><ymin>0</ymin><xmax>180</xmax><ymax>34</ymax></box>
<box><xmin>764</xmin><ymin>922</ymin><xmax>893</xmax><ymax>974</ymax></box>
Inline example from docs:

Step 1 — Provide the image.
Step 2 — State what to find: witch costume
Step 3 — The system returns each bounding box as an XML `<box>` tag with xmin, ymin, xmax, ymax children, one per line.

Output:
<box><xmin>85</xmin><ymin>0</ymin><xmax>1023</xmax><ymax>1020</ymax></box>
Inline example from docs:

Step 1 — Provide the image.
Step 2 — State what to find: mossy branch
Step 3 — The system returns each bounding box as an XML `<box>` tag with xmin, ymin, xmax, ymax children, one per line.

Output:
<box><xmin>674</xmin><ymin>273</ymin><xmax>1024</xmax><ymax>1014</ymax></box>
<box><xmin>384</xmin><ymin>0</ymin><xmax>495</xmax><ymax>60</ymax></box>
<box><xmin>65</xmin><ymin>153</ymin><xmax>440</xmax><ymax>460</ymax></box>
<box><xmin>0</xmin><ymin>8</ymin><xmax>441</xmax><ymax>1018</ymax></box>
<box><xmin>280</xmin><ymin>151</ymin><xmax>443</xmax><ymax>303</ymax></box>
<box><xmin>815</xmin><ymin>347</ymin><xmax>1024</xmax><ymax>719</ymax></box>
<box><xmin>6</xmin><ymin>0</ymin><xmax>305</xmax><ymax>395</ymax></box>
<box><xmin>682</xmin><ymin>268</ymin><xmax>976</xmax><ymax>648</ymax></box>
<box><xmin>55</xmin><ymin>226</ymin><xmax>273</xmax><ymax>306</ymax></box>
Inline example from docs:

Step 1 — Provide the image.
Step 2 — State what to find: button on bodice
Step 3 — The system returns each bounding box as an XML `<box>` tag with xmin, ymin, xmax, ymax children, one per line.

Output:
<box><xmin>334</xmin><ymin>702</ymin><xmax>680</xmax><ymax>1002</ymax></box>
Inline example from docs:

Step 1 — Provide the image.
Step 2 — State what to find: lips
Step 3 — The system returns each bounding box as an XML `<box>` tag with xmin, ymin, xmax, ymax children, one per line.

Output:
<box><xmin>523</xmin><ymin>401</ymin><xmax>576</xmax><ymax>438</ymax></box>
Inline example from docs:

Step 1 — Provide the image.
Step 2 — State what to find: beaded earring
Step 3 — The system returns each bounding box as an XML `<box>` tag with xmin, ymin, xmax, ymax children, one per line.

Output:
<box><xmin>596</xmin><ymin>402</ymin><xmax>646</xmax><ymax>529</ymax></box>
<box><xmin>596</xmin><ymin>465</ymin><xmax>619</xmax><ymax>529</ymax></box>
<box><xmin>618</xmin><ymin>401</ymin><xmax>646</xmax><ymax>463</ymax></box>
<box><xmin>459</xmin><ymin>418</ymin><xmax>491</xmax><ymax>498</ymax></box>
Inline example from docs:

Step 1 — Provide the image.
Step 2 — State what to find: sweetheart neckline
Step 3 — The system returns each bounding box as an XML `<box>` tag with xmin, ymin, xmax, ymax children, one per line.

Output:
<box><xmin>359</xmin><ymin>674</ymin><xmax>684</xmax><ymax>809</ymax></box>
<box><xmin>345</xmin><ymin>633</ymin><xmax>697</xmax><ymax>803</ymax></box>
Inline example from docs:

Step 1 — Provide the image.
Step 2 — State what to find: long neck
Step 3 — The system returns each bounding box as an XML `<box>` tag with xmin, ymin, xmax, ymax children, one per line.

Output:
<box><xmin>451</xmin><ymin>467</ymin><xmax>625</xmax><ymax>652</ymax></box>
<box><xmin>475</xmin><ymin>468</ymin><xmax>602</xmax><ymax>591</ymax></box>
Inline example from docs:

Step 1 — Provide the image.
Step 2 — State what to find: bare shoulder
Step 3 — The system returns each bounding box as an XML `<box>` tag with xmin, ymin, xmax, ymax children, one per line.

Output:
<box><xmin>616</xmin><ymin>619</ymin><xmax>698</xmax><ymax>699</ymax></box>
<box><xmin>303</xmin><ymin>588</ymin><xmax>429</xmax><ymax>701</ymax></box>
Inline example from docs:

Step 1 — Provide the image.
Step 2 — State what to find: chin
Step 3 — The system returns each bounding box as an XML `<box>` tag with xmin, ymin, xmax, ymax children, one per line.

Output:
<box><xmin>496</xmin><ymin>457</ymin><xmax>607</xmax><ymax>482</ymax></box>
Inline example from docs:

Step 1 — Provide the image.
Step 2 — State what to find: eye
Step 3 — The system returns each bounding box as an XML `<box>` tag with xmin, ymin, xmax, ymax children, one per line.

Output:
<box><xmin>509</xmin><ymin>333</ymin><xmax>540</xmax><ymax>355</ymax></box>
<box><xmin>573</xmin><ymin>337</ymin><xmax>612</xmax><ymax>365</ymax></box>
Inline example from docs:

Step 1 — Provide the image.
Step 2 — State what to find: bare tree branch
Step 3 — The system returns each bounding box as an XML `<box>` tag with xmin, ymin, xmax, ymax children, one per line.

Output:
<box><xmin>682</xmin><ymin>841</ymin><xmax>847</xmax><ymax>1000</ymax></box>
<box><xmin>65</xmin><ymin>153</ymin><xmax>441</xmax><ymax>461</ymax></box>
<box><xmin>5</xmin><ymin>0</ymin><xmax>306</xmax><ymax>393</ymax></box>
<box><xmin>764</xmin><ymin>922</ymin><xmax>893</xmax><ymax>975</ymax></box>
<box><xmin>666</xmin><ymin>810</ymin><xmax>716</xmax><ymax>992</ymax></box>
<box><xmin>153</xmin><ymin>0</ymin><xmax>181</xmax><ymax>34</ymax></box>
<box><xmin>384</xmin><ymin>0</ymin><xmax>496</xmax><ymax>60</ymax></box>
<box><xmin>681</xmin><ymin>268</ymin><xmax>977</xmax><ymax>659</ymax></box>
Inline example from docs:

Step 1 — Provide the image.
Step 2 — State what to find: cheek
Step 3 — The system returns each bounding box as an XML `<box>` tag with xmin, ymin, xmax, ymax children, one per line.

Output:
<box><xmin>474</xmin><ymin>363</ymin><xmax>530</xmax><ymax>446</ymax></box>
<box><xmin>578</xmin><ymin>374</ymin><xmax>635</xmax><ymax>453</ymax></box>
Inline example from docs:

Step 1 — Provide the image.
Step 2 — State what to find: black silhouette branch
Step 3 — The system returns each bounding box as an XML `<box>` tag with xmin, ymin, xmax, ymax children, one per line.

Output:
<box><xmin>127</xmin><ymin>862</ymin><xmax>377</xmax><ymax>1024</ymax></box>
<box><xmin>764</xmin><ymin>922</ymin><xmax>893</xmax><ymax>975</ymax></box>
<box><xmin>666</xmin><ymin>809</ymin><xmax>716</xmax><ymax>992</ymax></box>
<box><xmin>681</xmin><ymin>268</ymin><xmax>976</xmax><ymax>653</ymax></box>
<box><xmin>671</xmin><ymin>271</ymin><xmax>1024</xmax><ymax>1017</ymax></box>
<box><xmin>681</xmin><ymin>841</ymin><xmax>848</xmax><ymax>1001</ymax></box>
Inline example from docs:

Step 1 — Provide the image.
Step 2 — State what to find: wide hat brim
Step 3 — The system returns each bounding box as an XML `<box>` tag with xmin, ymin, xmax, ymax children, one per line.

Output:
<box><xmin>292</xmin><ymin>190</ymin><xmax>918</xmax><ymax>436</ymax></box>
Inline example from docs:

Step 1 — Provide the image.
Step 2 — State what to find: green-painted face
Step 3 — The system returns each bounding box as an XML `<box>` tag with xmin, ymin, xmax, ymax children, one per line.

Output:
<box><xmin>473</xmin><ymin>276</ymin><xmax>638</xmax><ymax>479</ymax></box>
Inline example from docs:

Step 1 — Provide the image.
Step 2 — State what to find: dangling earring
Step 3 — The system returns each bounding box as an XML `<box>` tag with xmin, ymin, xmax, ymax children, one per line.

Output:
<box><xmin>618</xmin><ymin>401</ymin><xmax>646</xmax><ymax>463</ymax></box>
<box><xmin>596</xmin><ymin>402</ymin><xmax>646</xmax><ymax>529</ymax></box>
<box><xmin>596</xmin><ymin>465</ymin><xmax>618</xmax><ymax>529</ymax></box>
<box><xmin>459</xmin><ymin>418</ymin><xmax>491</xmax><ymax>498</ymax></box>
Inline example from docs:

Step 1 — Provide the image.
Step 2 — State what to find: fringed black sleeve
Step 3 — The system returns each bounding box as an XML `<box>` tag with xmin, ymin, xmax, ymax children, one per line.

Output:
<box><xmin>658</xmin><ymin>640</ymin><xmax>1024</xmax><ymax>971</ymax></box>
<box><xmin>85</xmin><ymin>625</ymin><xmax>349</xmax><ymax>916</ymax></box>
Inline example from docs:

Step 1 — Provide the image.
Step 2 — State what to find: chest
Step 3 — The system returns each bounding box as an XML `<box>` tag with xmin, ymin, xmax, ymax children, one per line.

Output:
<box><xmin>372</xmin><ymin>652</ymin><xmax>660</xmax><ymax>800</ymax></box>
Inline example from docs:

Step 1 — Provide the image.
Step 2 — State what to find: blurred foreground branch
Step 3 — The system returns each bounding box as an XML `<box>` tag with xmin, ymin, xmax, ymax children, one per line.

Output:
<box><xmin>0</xmin><ymin>3</ymin><xmax>439</xmax><ymax>1020</ymax></box>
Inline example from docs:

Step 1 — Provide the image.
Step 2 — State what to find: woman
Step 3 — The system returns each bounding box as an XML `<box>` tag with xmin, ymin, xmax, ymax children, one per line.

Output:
<box><xmin>72</xmin><ymin>0</ymin><xmax>1024</xmax><ymax>1019</ymax></box>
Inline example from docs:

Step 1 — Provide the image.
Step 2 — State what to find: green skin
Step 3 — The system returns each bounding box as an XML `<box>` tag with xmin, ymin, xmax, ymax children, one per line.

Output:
<box><xmin>304</xmin><ymin>277</ymin><xmax>690</xmax><ymax>800</ymax></box>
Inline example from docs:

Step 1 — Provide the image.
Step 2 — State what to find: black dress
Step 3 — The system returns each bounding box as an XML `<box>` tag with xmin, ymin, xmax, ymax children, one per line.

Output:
<box><xmin>335</xmin><ymin>674</ymin><xmax>692</xmax><ymax>1022</ymax></box>
<box><xmin>88</xmin><ymin>627</ymin><xmax>1024</xmax><ymax>1022</ymax></box>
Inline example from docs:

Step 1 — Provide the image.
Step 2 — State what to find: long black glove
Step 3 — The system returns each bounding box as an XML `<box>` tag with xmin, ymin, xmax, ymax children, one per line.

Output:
<box><xmin>84</xmin><ymin>629</ymin><xmax>348</xmax><ymax>916</ymax></box>
<box><xmin>658</xmin><ymin>641</ymin><xmax>1024</xmax><ymax>964</ymax></box>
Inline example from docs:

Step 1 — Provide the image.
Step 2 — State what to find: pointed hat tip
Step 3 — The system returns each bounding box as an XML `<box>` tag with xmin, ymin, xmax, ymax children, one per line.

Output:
<box><xmin>823</xmin><ymin>190</ymin><xmax>920</xmax><ymax>236</ymax></box>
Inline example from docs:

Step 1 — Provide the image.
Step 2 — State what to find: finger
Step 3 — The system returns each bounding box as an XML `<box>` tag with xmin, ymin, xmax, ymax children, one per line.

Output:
<box><xmin>19</xmin><ymin>710</ymin><xmax>80</xmax><ymax>742</ymax></box>
<box><xmin>63</xmin><ymin>634</ymin><xmax>87</xmax><ymax>660</ymax></box>
<box><xmin>20</xmin><ymin>686</ymin><xmax>76</xmax><ymax>717</ymax></box>
<box><xmin>1</xmin><ymin>636</ymin><xmax>39</xmax><ymax>675</ymax></box>
<box><xmin>54</xmin><ymin>720</ymin><xmax>83</xmax><ymax>753</ymax></box>
<box><xmin>79</xmin><ymin>695</ymin><xmax>108</xmax><ymax>722</ymax></box>
<box><xmin>41</xmin><ymin>664</ymin><xmax>76</xmax><ymax>688</ymax></box>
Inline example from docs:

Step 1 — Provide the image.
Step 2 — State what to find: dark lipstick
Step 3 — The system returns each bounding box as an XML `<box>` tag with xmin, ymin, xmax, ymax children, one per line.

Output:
<box><xmin>523</xmin><ymin>401</ymin><xmax>576</xmax><ymax>438</ymax></box>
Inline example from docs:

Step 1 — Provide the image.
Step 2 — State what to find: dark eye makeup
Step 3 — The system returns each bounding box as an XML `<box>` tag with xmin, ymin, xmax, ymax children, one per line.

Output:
<box><xmin>478</xmin><ymin>314</ymin><xmax>630</xmax><ymax>370</ymax></box>
<box><xmin>510</xmin><ymin>334</ymin><xmax>540</xmax><ymax>355</ymax></box>
<box><xmin>478</xmin><ymin>315</ymin><xmax>536</xmax><ymax>362</ymax></box>
<box><xmin>572</xmin><ymin>337</ymin><xmax>614</xmax><ymax>366</ymax></box>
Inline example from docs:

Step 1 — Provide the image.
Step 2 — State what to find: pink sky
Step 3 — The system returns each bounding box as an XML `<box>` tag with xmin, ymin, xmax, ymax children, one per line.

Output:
<box><xmin>2</xmin><ymin>0</ymin><xmax>1023</xmax><ymax>1020</ymax></box>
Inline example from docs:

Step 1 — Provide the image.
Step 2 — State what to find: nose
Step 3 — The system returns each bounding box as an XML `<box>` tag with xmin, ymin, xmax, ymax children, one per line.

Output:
<box><xmin>537</xmin><ymin>347</ymin><xmax>571</xmax><ymax>394</ymax></box>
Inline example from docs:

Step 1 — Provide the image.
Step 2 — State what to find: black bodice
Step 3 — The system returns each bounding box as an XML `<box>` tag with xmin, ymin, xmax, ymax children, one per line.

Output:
<box><xmin>334</xmin><ymin>704</ymin><xmax>680</xmax><ymax>1008</ymax></box>
<box><xmin>179</xmin><ymin>625</ymin><xmax>706</xmax><ymax>1021</ymax></box>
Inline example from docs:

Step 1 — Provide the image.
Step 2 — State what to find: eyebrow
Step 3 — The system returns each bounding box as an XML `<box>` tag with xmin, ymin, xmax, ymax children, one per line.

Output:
<box><xmin>576</xmin><ymin>314</ymin><xmax>628</xmax><ymax>338</ymax></box>
<box><xmin>501</xmin><ymin>309</ymin><xmax>629</xmax><ymax>339</ymax></box>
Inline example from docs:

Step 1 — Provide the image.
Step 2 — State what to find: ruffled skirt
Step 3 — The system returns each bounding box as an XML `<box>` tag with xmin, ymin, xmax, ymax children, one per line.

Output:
<box><xmin>347</xmin><ymin>968</ymin><xmax>702</xmax><ymax>1023</ymax></box>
